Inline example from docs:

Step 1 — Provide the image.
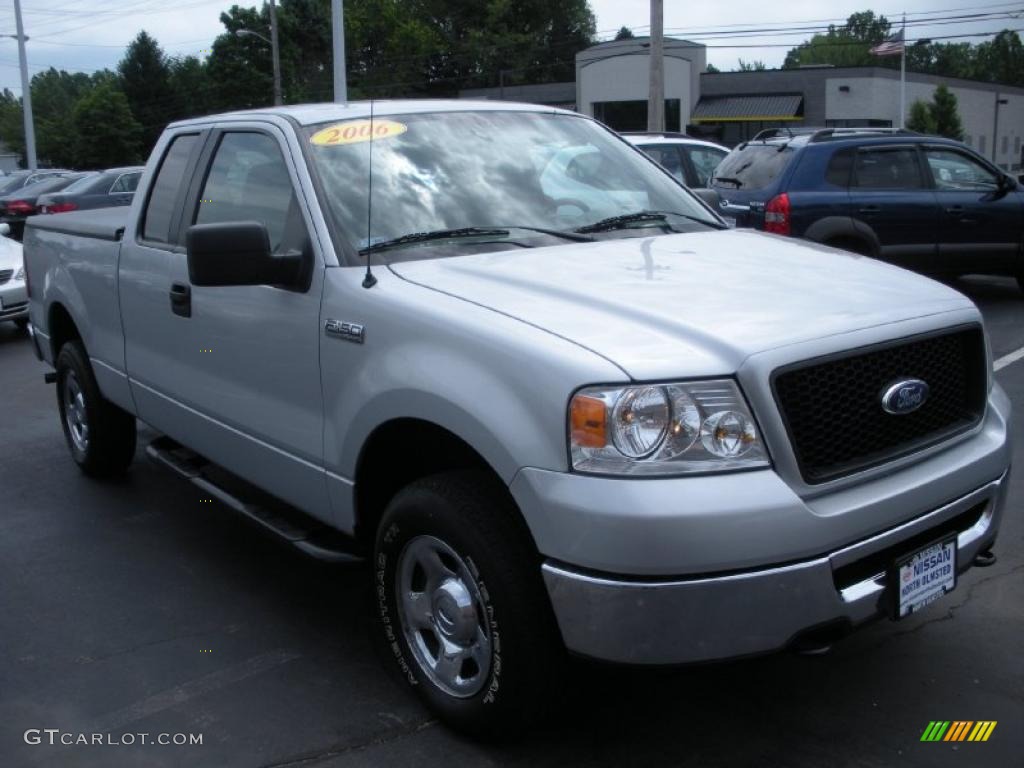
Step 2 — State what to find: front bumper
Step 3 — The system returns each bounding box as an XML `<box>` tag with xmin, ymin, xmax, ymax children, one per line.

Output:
<box><xmin>542</xmin><ymin>470</ymin><xmax>1007</xmax><ymax>664</ymax></box>
<box><xmin>0</xmin><ymin>278</ymin><xmax>27</xmax><ymax>322</ymax></box>
<box><xmin>512</xmin><ymin>383</ymin><xmax>1011</xmax><ymax>665</ymax></box>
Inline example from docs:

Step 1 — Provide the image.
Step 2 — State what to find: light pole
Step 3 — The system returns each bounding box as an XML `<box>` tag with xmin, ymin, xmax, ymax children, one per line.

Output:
<box><xmin>332</xmin><ymin>0</ymin><xmax>347</xmax><ymax>102</ymax></box>
<box><xmin>647</xmin><ymin>0</ymin><xmax>665</xmax><ymax>133</ymax></box>
<box><xmin>993</xmin><ymin>95</ymin><xmax>1008</xmax><ymax>164</ymax></box>
<box><xmin>236</xmin><ymin>19</ymin><xmax>282</xmax><ymax>106</ymax></box>
<box><xmin>10</xmin><ymin>0</ymin><xmax>36</xmax><ymax>170</ymax></box>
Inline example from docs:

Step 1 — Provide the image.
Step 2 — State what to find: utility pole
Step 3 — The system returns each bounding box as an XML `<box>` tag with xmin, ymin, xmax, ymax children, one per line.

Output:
<box><xmin>332</xmin><ymin>0</ymin><xmax>347</xmax><ymax>102</ymax></box>
<box><xmin>647</xmin><ymin>0</ymin><xmax>664</xmax><ymax>133</ymax></box>
<box><xmin>268</xmin><ymin>0</ymin><xmax>282</xmax><ymax>106</ymax></box>
<box><xmin>992</xmin><ymin>94</ymin><xmax>1007</xmax><ymax>164</ymax></box>
<box><xmin>12</xmin><ymin>0</ymin><xmax>36</xmax><ymax>170</ymax></box>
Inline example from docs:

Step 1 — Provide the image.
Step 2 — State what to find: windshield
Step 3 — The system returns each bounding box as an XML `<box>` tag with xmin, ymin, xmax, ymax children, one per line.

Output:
<box><xmin>712</xmin><ymin>144</ymin><xmax>795</xmax><ymax>190</ymax></box>
<box><xmin>305</xmin><ymin>110</ymin><xmax>720</xmax><ymax>261</ymax></box>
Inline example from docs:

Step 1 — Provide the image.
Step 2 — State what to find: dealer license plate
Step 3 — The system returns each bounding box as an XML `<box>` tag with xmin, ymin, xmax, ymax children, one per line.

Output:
<box><xmin>895</xmin><ymin>538</ymin><xmax>957</xmax><ymax>619</ymax></box>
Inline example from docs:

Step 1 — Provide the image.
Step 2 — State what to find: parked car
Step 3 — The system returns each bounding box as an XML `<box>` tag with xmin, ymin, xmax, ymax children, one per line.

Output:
<box><xmin>0</xmin><ymin>169</ymin><xmax>71</xmax><ymax>197</ymax></box>
<box><xmin>623</xmin><ymin>132</ymin><xmax>729</xmax><ymax>189</ymax></box>
<box><xmin>709</xmin><ymin>127</ymin><xmax>1024</xmax><ymax>288</ymax></box>
<box><xmin>38</xmin><ymin>166</ymin><xmax>145</xmax><ymax>215</ymax></box>
<box><xmin>0</xmin><ymin>173</ymin><xmax>93</xmax><ymax>239</ymax></box>
<box><xmin>0</xmin><ymin>222</ymin><xmax>27</xmax><ymax>329</ymax></box>
<box><xmin>24</xmin><ymin>103</ymin><xmax>1009</xmax><ymax>735</ymax></box>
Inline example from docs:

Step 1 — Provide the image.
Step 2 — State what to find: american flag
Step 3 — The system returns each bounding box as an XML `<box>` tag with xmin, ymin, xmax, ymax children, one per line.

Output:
<box><xmin>870</xmin><ymin>29</ymin><xmax>905</xmax><ymax>57</ymax></box>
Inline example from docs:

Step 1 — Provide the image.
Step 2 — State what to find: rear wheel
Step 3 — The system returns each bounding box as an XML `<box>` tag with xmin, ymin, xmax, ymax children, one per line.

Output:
<box><xmin>55</xmin><ymin>340</ymin><xmax>136</xmax><ymax>477</ymax></box>
<box><xmin>825</xmin><ymin>237</ymin><xmax>872</xmax><ymax>257</ymax></box>
<box><xmin>14</xmin><ymin>318</ymin><xmax>28</xmax><ymax>332</ymax></box>
<box><xmin>373</xmin><ymin>470</ymin><xmax>564</xmax><ymax>736</ymax></box>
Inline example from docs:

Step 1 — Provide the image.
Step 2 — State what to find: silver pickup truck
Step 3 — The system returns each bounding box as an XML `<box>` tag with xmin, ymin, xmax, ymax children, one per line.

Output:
<box><xmin>24</xmin><ymin>101</ymin><xmax>1011</xmax><ymax>734</ymax></box>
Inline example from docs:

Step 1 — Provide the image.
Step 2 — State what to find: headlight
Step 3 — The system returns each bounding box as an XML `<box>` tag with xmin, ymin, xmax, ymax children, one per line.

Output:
<box><xmin>570</xmin><ymin>379</ymin><xmax>769</xmax><ymax>476</ymax></box>
<box><xmin>15</xmin><ymin>266</ymin><xmax>24</xmax><ymax>281</ymax></box>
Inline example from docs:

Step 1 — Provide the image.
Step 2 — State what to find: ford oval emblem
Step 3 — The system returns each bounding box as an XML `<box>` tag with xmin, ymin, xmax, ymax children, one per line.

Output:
<box><xmin>881</xmin><ymin>379</ymin><xmax>929</xmax><ymax>415</ymax></box>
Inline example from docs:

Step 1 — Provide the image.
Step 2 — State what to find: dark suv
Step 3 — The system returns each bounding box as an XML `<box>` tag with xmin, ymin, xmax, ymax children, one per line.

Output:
<box><xmin>710</xmin><ymin>128</ymin><xmax>1024</xmax><ymax>289</ymax></box>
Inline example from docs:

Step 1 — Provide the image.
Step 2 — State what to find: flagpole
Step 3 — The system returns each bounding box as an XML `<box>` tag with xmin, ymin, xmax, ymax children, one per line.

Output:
<box><xmin>900</xmin><ymin>13</ymin><xmax>906</xmax><ymax>128</ymax></box>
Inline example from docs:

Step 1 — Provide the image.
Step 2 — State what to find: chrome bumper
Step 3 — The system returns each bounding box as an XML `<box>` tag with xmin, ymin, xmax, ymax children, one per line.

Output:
<box><xmin>542</xmin><ymin>471</ymin><xmax>1009</xmax><ymax>665</ymax></box>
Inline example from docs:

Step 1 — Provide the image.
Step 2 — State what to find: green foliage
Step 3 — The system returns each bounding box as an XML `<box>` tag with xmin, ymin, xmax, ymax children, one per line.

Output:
<box><xmin>737</xmin><ymin>59</ymin><xmax>767</xmax><ymax>71</ymax></box>
<box><xmin>906</xmin><ymin>99</ymin><xmax>936</xmax><ymax>134</ymax></box>
<box><xmin>614</xmin><ymin>26</ymin><xmax>634</xmax><ymax>41</ymax></box>
<box><xmin>705</xmin><ymin>62</ymin><xmax>720</xmax><ymax>74</ymax></box>
<box><xmin>72</xmin><ymin>81</ymin><xmax>143</xmax><ymax>169</ymax></box>
<box><xmin>929</xmin><ymin>84</ymin><xmax>964</xmax><ymax>141</ymax></box>
<box><xmin>118</xmin><ymin>31</ymin><xmax>176</xmax><ymax>153</ymax></box>
<box><xmin>784</xmin><ymin>11</ymin><xmax>890</xmax><ymax>69</ymax></box>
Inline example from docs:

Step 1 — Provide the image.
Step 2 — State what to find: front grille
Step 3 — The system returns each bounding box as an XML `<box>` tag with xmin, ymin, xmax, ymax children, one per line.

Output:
<box><xmin>0</xmin><ymin>269</ymin><xmax>11</xmax><ymax>285</ymax></box>
<box><xmin>773</xmin><ymin>327</ymin><xmax>987</xmax><ymax>484</ymax></box>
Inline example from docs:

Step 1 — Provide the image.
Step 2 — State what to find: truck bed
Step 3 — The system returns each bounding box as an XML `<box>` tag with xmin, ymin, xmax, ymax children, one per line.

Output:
<box><xmin>25</xmin><ymin>207</ymin><xmax>129</xmax><ymax>241</ymax></box>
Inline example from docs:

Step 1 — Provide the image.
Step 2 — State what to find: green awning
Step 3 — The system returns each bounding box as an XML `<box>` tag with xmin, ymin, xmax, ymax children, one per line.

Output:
<box><xmin>691</xmin><ymin>94</ymin><xmax>804</xmax><ymax>123</ymax></box>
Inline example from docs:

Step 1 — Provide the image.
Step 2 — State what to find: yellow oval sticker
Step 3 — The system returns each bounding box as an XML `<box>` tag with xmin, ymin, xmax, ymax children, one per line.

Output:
<box><xmin>310</xmin><ymin>119</ymin><xmax>408</xmax><ymax>147</ymax></box>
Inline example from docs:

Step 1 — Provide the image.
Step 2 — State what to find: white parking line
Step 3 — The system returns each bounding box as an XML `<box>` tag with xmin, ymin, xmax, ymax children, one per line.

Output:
<box><xmin>994</xmin><ymin>345</ymin><xmax>1024</xmax><ymax>372</ymax></box>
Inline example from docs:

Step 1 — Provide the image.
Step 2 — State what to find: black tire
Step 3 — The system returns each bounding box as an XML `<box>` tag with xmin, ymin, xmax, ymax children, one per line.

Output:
<box><xmin>55</xmin><ymin>340</ymin><xmax>136</xmax><ymax>478</ymax></box>
<box><xmin>374</xmin><ymin>470</ymin><xmax>565</xmax><ymax>737</ymax></box>
<box><xmin>825</xmin><ymin>237</ymin><xmax>872</xmax><ymax>257</ymax></box>
<box><xmin>14</xmin><ymin>318</ymin><xmax>28</xmax><ymax>332</ymax></box>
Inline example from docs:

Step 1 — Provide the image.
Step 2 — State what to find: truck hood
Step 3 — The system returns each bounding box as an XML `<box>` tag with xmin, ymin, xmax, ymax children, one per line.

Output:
<box><xmin>389</xmin><ymin>230</ymin><xmax>974</xmax><ymax>380</ymax></box>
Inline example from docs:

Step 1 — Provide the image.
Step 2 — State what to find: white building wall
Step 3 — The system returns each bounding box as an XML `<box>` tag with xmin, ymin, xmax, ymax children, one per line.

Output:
<box><xmin>826</xmin><ymin>76</ymin><xmax>1024</xmax><ymax>170</ymax></box>
<box><xmin>578</xmin><ymin>54</ymin><xmax>694</xmax><ymax>124</ymax></box>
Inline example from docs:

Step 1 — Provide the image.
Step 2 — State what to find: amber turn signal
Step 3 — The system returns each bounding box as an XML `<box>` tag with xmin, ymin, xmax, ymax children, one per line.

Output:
<box><xmin>571</xmin><ymin>394</ymin><xmax>607</xmax><ymax>448</ymax></box>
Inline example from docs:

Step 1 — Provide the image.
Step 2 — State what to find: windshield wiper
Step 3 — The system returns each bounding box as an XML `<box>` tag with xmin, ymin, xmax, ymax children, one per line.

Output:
<box><xmin>711</xmin><ymin>176</ymin><xmax>743</xmax><ymax>188</ymax></box>
<box><xmin>359</xmin><ymin>227</ymin><xmax>509</xmax><ymax>255</ymax></box>
<box><xmin>574</xmin><ymin>210</ymin><xmax>723</xmax><ymax>234</ymax></box>
<box><xmin>359</xmin><ymin>224</ymin><xmax>595</xmax><ymax>255</ymax></box>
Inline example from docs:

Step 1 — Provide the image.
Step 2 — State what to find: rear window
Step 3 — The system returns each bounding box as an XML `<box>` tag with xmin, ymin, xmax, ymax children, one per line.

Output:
<box><xmin>712</xmin><ymin>144</ymin><xmax>794</xmax><ymax>190</ymax></box>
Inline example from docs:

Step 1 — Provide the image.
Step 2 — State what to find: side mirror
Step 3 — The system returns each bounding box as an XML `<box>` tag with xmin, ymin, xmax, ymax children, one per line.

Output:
<box><xmin>0</xmin><ymin>222</ymin><xmax>10</xmax><ymax>237</ymax></box>
<box><xmin>186</xmin><ymin>221</ymin><xmax>302</xmax><ymax>288</ymax></box>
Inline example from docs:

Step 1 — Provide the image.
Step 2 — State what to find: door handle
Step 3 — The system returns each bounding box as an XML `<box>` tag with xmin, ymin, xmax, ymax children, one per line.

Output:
<box><xmin>169</xmin><ymin>282</ymin><xmax>191</xmax><ymax>318</ymax></box>
<box><xmin>945</xmin><ymin>205</ymin><xmax>965</xmax><ymax>213</ymax></box>
<box><xmin>858</xmin><ymin>205</ymin><xmax>880</xmax><ymax>214</ymax></box>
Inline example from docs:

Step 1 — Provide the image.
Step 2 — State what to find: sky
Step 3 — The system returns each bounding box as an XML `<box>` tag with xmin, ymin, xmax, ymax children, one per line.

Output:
<box><xmin>0</xmin><ymin>0</ymin><xmax>1019</xmax><ymax>94</ymax></box>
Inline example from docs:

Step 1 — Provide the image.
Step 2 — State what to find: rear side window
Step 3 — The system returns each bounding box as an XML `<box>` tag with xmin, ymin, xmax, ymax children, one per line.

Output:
<box><xmin>852</xmin><ymin>147</ymin><xmax>923</xmax><ymax>189</ymax></box>
<box><xmin>685</xmin><ymin>146</ymin><xmax>727</xmax><ymax>187</ymax></box>
<box><xmin>712</xmin><ymin>144</ymin><xmax>794</xmax><ymax>190</ymax></box>
<box><xmin>143</xmin><ymin>134</ymin><xmax>199</xmax><ymax>243</ymax></box>
<box><xmin>825</xmin><ymin>148</ymin><xmax>854</xmax><ymax>187</ymax></box>
<box><xmin>110</xmin><ymin>172</ymin><xmax>141</xmax><ymax>194</ymax></box>
<box><xmin>639</xmin><ymin>145</ymin><xmax>685</xmax><ymax>183</ymax></box>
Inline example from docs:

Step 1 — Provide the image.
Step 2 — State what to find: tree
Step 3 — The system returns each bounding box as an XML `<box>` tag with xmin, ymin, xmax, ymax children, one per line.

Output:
<box><xmin>929</xmin><ymin>84</ymin><xmax>964</xmax><ymax>141</ymax></box>
<box><xmin>737</xmin><ymin>59</ymin><xmax>767</xmax><ymax>71</ymax></box>
<box><xmin>784</xmin><ymin>11</ymin><xmax>891</xmax><ymax>69</ymax></box>
<box><xmin>614</xmin><ymin>26</ymin><xmax>634</xmax><ymax>40</ymax></box>
<box><xmin>168</xmin><ymin>55</ymin><xmax>215</xmax><ymax>119</ymax></box>
<box><xmin>118</xmin><ymin>31</ymin><xmax>175</xmax><ymax>153</ymax></box>
<box><xmin>971</xmin><ymin>30</ymin><xmax>1024</xmax><ymax>87</ymax></box>
<box><xmin>72</xmin><ymin>82</ymin><xmax>143</xmax><ymax>169</ymax></box>
<box><xmin>705</xmin><ymin>62</ymin><xmax>720</xmax><ymax>73</ymax></box>
<box><xmin>906</xmin><ymin>99</ymin><xmax>936</xmax><ymax>134</ymax></box>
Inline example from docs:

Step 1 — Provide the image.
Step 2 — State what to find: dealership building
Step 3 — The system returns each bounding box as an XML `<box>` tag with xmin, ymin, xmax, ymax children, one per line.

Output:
<box><xmin>460</xmin><ymin>36</ymin><xmax>1024</xmax><ymax>171</ymax></box>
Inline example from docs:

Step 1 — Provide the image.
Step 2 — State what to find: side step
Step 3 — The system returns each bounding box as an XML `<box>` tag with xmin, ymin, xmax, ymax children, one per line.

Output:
<box><xmin>146</xmin><ymin>436</ymin><xmax>364</xmax><ymax>563</ymax></box>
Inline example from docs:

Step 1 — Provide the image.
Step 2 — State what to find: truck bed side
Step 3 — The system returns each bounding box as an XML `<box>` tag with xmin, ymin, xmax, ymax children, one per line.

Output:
<box><xmin>25</xmin><ymin>207</ymin><xmax>135</xmax><ymax>414</ymax></box>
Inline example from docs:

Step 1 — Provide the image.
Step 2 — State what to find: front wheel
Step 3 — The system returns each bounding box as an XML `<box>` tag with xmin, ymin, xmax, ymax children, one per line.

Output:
<box><xmin>56</xmin><ymin>340</ymin><xmax>136</xmax><ymax>478</ymax></box>
<box><xmin>373</xmin><ymin>471</ymin><xmax>564</xmax><ymax>736</ymax></box>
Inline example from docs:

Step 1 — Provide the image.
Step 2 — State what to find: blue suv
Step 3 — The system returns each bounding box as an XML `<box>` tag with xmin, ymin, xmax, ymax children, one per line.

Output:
<box><xmin>710</xmin><ymin>128</ymin><xmax>1024</xmax><ymax>289</ymax></box>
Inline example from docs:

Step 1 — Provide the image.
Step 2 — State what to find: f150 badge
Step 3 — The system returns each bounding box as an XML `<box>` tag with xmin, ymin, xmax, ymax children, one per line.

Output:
<box><xmin>325</xmin><ymin>319</ymin><xmax>365</xmax><ymax>344</ymax></box>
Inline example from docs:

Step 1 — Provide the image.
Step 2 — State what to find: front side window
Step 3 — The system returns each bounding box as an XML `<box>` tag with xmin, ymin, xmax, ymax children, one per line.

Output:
<box><xmin>924</xmin><ymin>148</ymin><xmax>999</xmax><ymax>191</ymax></box>
<box><xmin>304</xmin><ymin>111</ymin><xmax>718</xmax><ymax>262</ymax></box>
<box><xmin>852</xmin><ymin>147</ymin><xmax>923</xmax><ymax>189</ymax></box>
<box><xmin>685</xmin><ymin>146</ymin><xmax>727</xmax><ymax>187</ymax></box>
<box><xmin>638</xmin><ymin>145</ymin><xmax>685</xmax><ymax>183</ymax></box>
<box><xmin>195</xmin><ymin>132</ymin><xmax>303</xmax><ymax>254</ymax></box>
<box><xmin>143</xmin><ymin>134</ymin><xmax>199</xmax><ymax>243</ymax></box>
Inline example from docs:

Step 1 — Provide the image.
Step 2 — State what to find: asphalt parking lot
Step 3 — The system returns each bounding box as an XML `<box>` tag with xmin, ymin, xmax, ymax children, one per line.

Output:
<box><xmin>1</xmin><ymin>275</ymin><xmax>1022</xmax><ymax>768</ymax></box>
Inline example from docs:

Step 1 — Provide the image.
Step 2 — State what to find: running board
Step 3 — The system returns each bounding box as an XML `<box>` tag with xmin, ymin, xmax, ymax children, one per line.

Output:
<box><xmin>146</xmin><ymin>436</ymin><xmax>363</xmax><ymax>563</ymax></box>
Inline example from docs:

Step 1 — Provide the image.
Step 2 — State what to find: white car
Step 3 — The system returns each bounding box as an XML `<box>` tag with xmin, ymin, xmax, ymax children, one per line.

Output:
<box><xmin>0</xmin><ymin>222</ymin><xmax>27</xmax><ymax>328</ymax></box>
<box><xmin>623</xmin><ymin>132</ymin><xmax>729</xmax><ymax>190</ymax></box>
